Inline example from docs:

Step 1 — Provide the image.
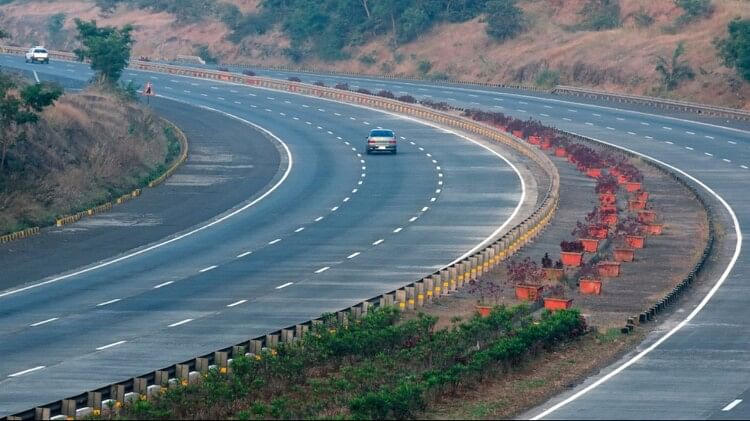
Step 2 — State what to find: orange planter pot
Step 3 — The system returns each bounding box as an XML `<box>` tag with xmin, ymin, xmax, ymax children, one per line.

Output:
<box><xmin>614</xmin><ymin>248</ymin><xmax>635</xmax><ymax>262</ymax></box>
<box><xmin>544</xmin><ymin>297</ymin><xmax>573</xmax><ymax>311</ymax></box>
<box><xmin>560</xmin><ymin>252</ymin><xmax>583</xmax><ymax>267</ymax></box>
<box><xmin>637</xmin><ymin>210</ymin><xmax>657</xmax><ymax>223</ymax></box>
<box><xmin>625</xmin><ymin>181</ymin><xmax>642</xmax><ymax>192</ymax></box>
<box><xmin>541</xmin><ymin>140</ymin><xmax>552</xmax><ymax>150</ymax></box>
<box><xmin>645</xmin><ymin>223</ymin><xmax>663</xmax><ymax>235</ymax></box>
<box><xmin>498</xmin><ymin>125</ymin><xmax>508</xmax><ymax>132</ymax></box>
<box><xmin>555</xmin><ymin>147</ymin><xmax>567</xmax><ymax>157</ymax></box>
<box><xmin>626</xmin><ymin>235</ymin><xmax>645</xmax><ymax>248</ymax></box>
<box><xmin>586</xmin><ymin>168</ymin><xmax>602</xmax><ymax>178</ymax></box>
<box><xmin>628</xmin><ymin>200</ymin><xmax>646</xmax><ymax>211</ymax></box>
<box><xmin>589</xmin><ymin>226</ymin><xmax>609</xmax><ymax>239</ymax></box>
<box><xmin>610</xmin><ymin>167</ymin><xmax>621</xmax><ymax>176</ymax></box>
<box><xmin>602</xmin><ymin>213</ymin><xmax>618</xmax><ymax>226</ymax></box>
<box><xmin>579</xmin><ymin>278</ymin><xmax>602</xmax><ymax>295</ymax></box>
<box><xmin>476</xmin><ymin>305</ymin><xmax>492</xmax><ymax>317</ymax></box>
<box><xmin>528</xmin><ymin>135</ymin><xmax>542</xmax><ymax>145</ymax></box>
<box><xmin>632</xmin><ymin>191</ymin><xmax>649</xmax><ymax>202</ymax></box>
<box><xmin>512</xmin><ymin>130</ymin><xmax>523</xmax><ymax>138</ymax></box>
<box><xmin>580</xmin><ymin>238</ymin><xmax>599</xmax><ymax>253</ymax></box>
<box><xmin>544</xmin><ymin>268</ymin><xmax>564</xmax><ymax>281</ymax></box>
<box><xmin>597</xmin><ymin>261</ymin><xmax>621</xmax><ymax>277</ymax></box>
<box><xmin>617</xmin><ymin>174</ymin><xmax>629</xmax><ymax>184</ymax></box>
<box><xmin>568</xmin><ymin>154</ymin><xmax>576</xmax><ymax>164</ymax></box>
<box><xmin>515</xmin><ymin>284</ymin><xmax>544</xmax><ymax>301</ymax></box>
<box><xmin>599</xmin><ymin>192</ymin><xmax>616</xmax><ymax>204</ymax></box>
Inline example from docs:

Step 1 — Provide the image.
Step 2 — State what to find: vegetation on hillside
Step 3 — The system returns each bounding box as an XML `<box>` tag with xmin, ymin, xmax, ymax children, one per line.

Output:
<box><xmin>73</xmin><ymin>19</ymin><xmax>134</xmax><ymax>85</ymax></box>
<box><xmin>715</xmin><ymin>18</ymin><xmax>750</xmax><ymax>82</ymax></box>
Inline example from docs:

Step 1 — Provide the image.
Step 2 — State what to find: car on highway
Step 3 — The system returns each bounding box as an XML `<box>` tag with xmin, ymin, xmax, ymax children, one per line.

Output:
<box><xmin>366</xmin><ymin>129</ymin><xmax>397</xmax><ymax>154</ymax></box>
<box><xmin>25</xmin><ymin>46</ymin><xmax>49</xmax><ymax>64</ymax></box>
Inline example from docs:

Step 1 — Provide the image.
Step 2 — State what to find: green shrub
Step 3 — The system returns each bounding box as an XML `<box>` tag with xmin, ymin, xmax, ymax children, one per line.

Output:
<box><xmin>675</xmin><ymin>0</ymin><xmax>713</xmax><ymax>26</ymax></box>
<box><xmin>417</xmin><ymin>59</ymin><xmax>433</xmax><ymax>76</ymax></box>
<box><xmin>715</xmin><ymin>18</ymin><xmax>750</xmax><ymax>82</ymax></box>
<box><xmin>194</xmin><ymin>44</ymin><xmax>217</xmax><ymax>64</ymax></box>
<box><xmin>535</xmin><ymin>69</ymin><xmax>561</xmax><ymax>88</ymax></box>
<box><xmin>632</xmin><ymin>8</ymin><xmax>654</xmax><ymax>28</ymax></box>
<box><xmin>572</xmin><ymin>0</ymin><xmax>621</xmax><ymax>31</ymax></box>
<box><xmin>485</xmin><ymin>0</ymin><xmax>525</xmax><ymax>41</ymax></box>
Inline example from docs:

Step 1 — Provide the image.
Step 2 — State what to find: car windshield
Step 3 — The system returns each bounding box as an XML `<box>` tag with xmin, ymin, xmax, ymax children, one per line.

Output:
<box><xmin>370</xmin><ymin>130</ymin><xmax>394</xmax><ymax>137</ymax></box>
<box><xmin>34</xmin><ymin>49</ymin><xmax>47</xmax><ymax>53</ymax></box>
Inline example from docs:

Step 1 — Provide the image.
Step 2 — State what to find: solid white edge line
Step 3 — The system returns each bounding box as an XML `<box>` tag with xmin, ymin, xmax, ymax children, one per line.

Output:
<box><xmin>168</xmin><ymin>318</ymin><xmax>194</xmax><ymax>327</ymax></box>
<box><xmin>227</xmin><ymin>299</ymin><xmax>247</xmax><ymax>307</ymax></box>
<box><xmin>0</xmin><ymin>102</ymin><xmax>294</xmax><ymax>299</ymax></box>
<box><xmin>96</xmin><ymin>340</ymin><xmax>127</xmax><ymax>351</ymax></box>
<box><xmin>532</xmin><ymin>132</ymin><xmax>741</xmax><ymax>419</ymax></box>
<box><xmin>722</xmin><ymin>399</ymin><xmax>742</xmax><ymax>412</ymax></box>
<box><xmin>8</xmin><ymin>366</ymin><xmax>45</xmax><ymax>377</ymax></box>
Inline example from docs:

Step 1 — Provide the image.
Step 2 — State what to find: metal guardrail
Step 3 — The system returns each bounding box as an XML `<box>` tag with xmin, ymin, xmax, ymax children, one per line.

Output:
<box><xmin>4</xmin><ymin>53</ymin><xmax>562</xmax><ymax>421</ymax></box>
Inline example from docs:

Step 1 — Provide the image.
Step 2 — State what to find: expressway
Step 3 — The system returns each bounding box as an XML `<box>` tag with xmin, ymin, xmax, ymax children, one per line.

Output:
<box><xmin>1</xmin><ymin>53</ymin><xmax>750</xmax><ymax>419</ymax></box>
<box><xmin>0</xmin><ymin>55</ymin><xmax>532</xmax><ymax>416</ymax></box>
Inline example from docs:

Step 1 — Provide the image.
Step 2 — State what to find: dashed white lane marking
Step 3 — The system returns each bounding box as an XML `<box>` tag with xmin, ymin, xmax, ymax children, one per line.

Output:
<box><xmin>432</xmin><ymin>159</ymin><xmax>438</xmax><ymax>164</ymax></box>
<box><xmin>422</xmin><ymin>206</ymin><xmax>430</xmax><ymax>212</ymax></box>
<box><xmin>627</xmin><ymin>131</ymin><xmax>636</xmax><ymax>135</ymax></box>
<box><xmin>409</xmin><ymin>216</ymin><xmax>418</xmax><ymax>222</ymax></box>
<box><xmin>666</xmin><ymin>141</ymin><xmax>674</xmax><ymax>144</ymax></box>
<box><xmin>350</xmin><ymin>117</ymin><xmax>356</xmax><ymax>120</ymax></box>
<box><xmin>305</xmin><ymin>121</ymin><xmax>312</xmax><ymax>125</ymax></box>
<box><xmin>540</xmin><ymin>113</ymin><xmax>549</xmax><ymax>117</ymax></box>
<box><xmin>606</xmin><ymin>127</ymin><xmax>615</xmax><ymax>130</ymax></box>
<box><xmin>724</xmin><ymin>158</ymin><xmax>731</xmax><ymax>163</ymax></box>
<box><xmin>266</xmin><ymin>96</ymin><xmax>275</xmax><ymax>100</ymax></box>
<box><xmin>265</xmin><ymin>108</ymin><xmax>273</xmax><ymax>112</ymax></box>
<box><xmin>663</xmin><ymin>126</ymin><xmax>672</xmax><ymax>130</ymax></box>
<box><xmin>347</xmin><ymin>252</ymin><xmax>361</xmax><ymax>259</ymax></box>
<box><xmin>543</xmin><ymin>105</ymin><xmax>552</xmax><ymax>109</ymax></box>
<box><xmin>494</xmin><ymin>97</ymin><xmax>503</xmax><ymax>101</ymax></box>
<box><xmin>230</xmin><ymin>89</ymin><xmax>238</xmax><ymax>93</ymax></box>
<box><xmin>96</xmin><ymin>340</ymin><xmax>126</xmax><ymax>351</ymax></box>
<box><xmin>251</xmin><ymin>105</ymin><xmax>257</xmax><ymax>108</ymax></box>
<box><xmin>562</xmin><ymin>117</ymin><xmax>572</xmax><ymax>121</ymax></box>
<box><xmin>268</xmin><ymin>238</ymin><xmax>282</xmax><ymax>245</ymax></box>
<box><xmin>293</xmin><ymin>117</ymin><xmax>300</xmax><ymax>120</ymax></box>
<box><xmin>438</xmin><ymin>173</ymin><xmax>444</xmax><ymax>178</ymax></box>
<box><xmin>729</xmin><ymin>141</ymin><xmax>737</xmax><ymax>145</ymax></box>
<box><xmin>165</xmin><ymin>86</ymin><xmax>173</xmax><ymax>90</ymax></box>
<box><xmin>317</xmin><ymin>108</ymin><xmax>325</xmax><ymax>112</ymax></box>
<box><xmin>345</xmin><ymin>141</ymin><xmax>350</xmax><ymax>146</ymax></box>
<box><xmin>8</xmin><ymin>366</ymin><xmax>45</xmax><ymax>377</ymax></box>
<box><xmin>218</xmin><ymin>97</ymin><xmax>225</xmax><ymax>100</ymax></box>
<box><xmin>616</xmin><ymin>117</ymin><xmax>625</xmax><ymax>121</ymax></box>
<box><xmin>517</xmin><ymin>109</ymin><xmax>527</xmax><ymax>113</ymax></box>
<box><xmin>358</xmin><ymin>180</ymin><xmax>363</xmax><ymax>185</ymax></box>
<box><xmin>430</xmin><ymin>197</ymin><xmax>437</xmax><ymax>202</ymax></box>
<box><xmin>209</xmin><ymin>86</ymin><xmax>217</xmax><ymax>89</ymax></box>
<box><xmin>742</xmin><ymin>165</ymin><xmax>749</xmax><ymax>169</ymax></box>
<box><xmin>295</xmin><ymin>227</ymin><xmax>305</xmax><ymax>233</ymax></box>
<box><xmin>393</xmin><ymin>227</ymin><xmax>403</xmax><ymax>233</ymax></box>
<box><xmin>201</xmin><ymin>93</ymin><xmax>208</xmax><ymax>97</ymax></box>
<box><xmin>280</xmin><ymin>112</ymin><xmax>286</xmax><ymax>116</ymax></box>
<box><xmin>361</xmin><ymin>166</ymin><xmax>366</xmax><ymax>170</ymax></box>
<box><xmin>184</xmin><ymin>90</ymin><xmax>191</xmax><ymax>94</ymax></box>
<box><xmin>705</xmin><ymin>152</ymin><xmax>713</xmax><ymax>156</ymax></box>
<box><xmin>410</xmin><ymin>141</ymin><xmax>416</xmax><ymax>145</ymax></box>
<box><xmin>436</xmin><ymin>189</ymin><xmax>441</xmax><ymax>193</ymax></box>
<box><xmin>585</xmin><ymin>122</ymin><xmax>594</xmax><ymax>126</ymax></box>
<box><xmin>334</xmin><ymin>112</ymin><xmax>341</xmax><ymax>116</ymax></box>
<box><xmin>373</xmin><ymin>239</ymin><xmax>384</xmax><ymax>245</ymax></box>
<box><xmin>592</xmin><ymin>113</ymin><xmax>601</xmax><ymax>117</ymax></box>
<box><xmin>567</xmin><ymin>109</ymin><xmax>577</xmax><ymax>112</ymax></box>
<box><xmin>199</xmin><ymin>265</ymin><xmax>218</xmax><ymax>273</ymax></box>
<box><xmin>153</xmin><ymin>281</ymin><xmax>173</xmax><ymax>289</ymax></box>
<box><xmin>30</xmin><ymin>317</ymin><xmax>59</xmax><ymax>327</ymax></box>
<box><xmin>302</xmin><ymin>104</ymin><xmax>309</xmax><ymax>107</ymax></box>
<box><xmin>315</xmin><ymin>216</ymin><xmax>324</xmax><ymax>222</ymax></box>
<box><xmin>436</xmin><ymin>166</ymin><xmax>441</xmax><ymax>170</ymax></box>
<box><xmin>234</xmin><ymin>101</ymin><xmax>241</xmax><ymax>105</ymax></box>
<box><xmin>686</xmin><ymin>146</ymin><xmax>694</xmax><ymax>150</ymax></box>
<box><xmin>687</xmin><ymin>131</ymin><xmax>696</xmax><ymax>135</ymax></box>
<box><xmin>315</xmin><ymin>266</ymin><xmax>330</xmax><ymax>274</ymax></box>
<box><xmin>248</xmin><ymin>93</ymin><xmax>256</xmax><ymax>96</ymax></box>
<box><xmin>168</xmin><ymin>319</ymin><xmax>193</xmax><ymax>328</ymax></box>
<box><xmin>236</xmin><ymin>251</ymin><xmax>252</xmax><ymax>258</ymax></box>
<box><xmin>327</xmin><ymin>130</ymin><xmax>333</xmax><ymax>134</ymax></box>
<box><xmin>418</xmin><ymin>147</ymin><xmax>424</xmax><ymax>151</ymax></box>
<box><xmin>276</xmin><ymin>282</ymin><xmax>293</xmax><ymax>289</ymax></box>
<box><xmin>722</xmin><ymin>399</ymin><xmax>742</xmax><ymax>412</ymax></box>
<box><xmin>363</xmin><ymin>121</ymin><xmax>370</xmax><ymax>125</ymax></box>
<box><xmin>645</xmin><ymin>136</ymin><xmax>653</xmax><ymax>139</ymax></box>
<box><xmin>343</xmin><ymin>197</ymin><xmax>350</xmax><ymax>203</ymax></box>
<box><xmin>706</xmin><ymin>135</ymin><xmax>715</xmax><ymax>139</ymax></box>
<box><xmin>352</xmin><ymin>188</ymin><xmax>358</xmax><ymax>193</ymax></box>
<box><xmin>494</xmin><ymin>105</ymin><xmax>504</xmax><ymax>109</ymax></box>
<box><xmin>284</xmin><ymin>100</ymin><xmax>291</xmax><ymax>104</ymax></box>
<box><xmin>227</xmin><ymin>299</ymin><xmax>247</xmax><ymax>307</ymax></box>
<box><xmin>438</xmin><ymin>181</ymin><xmax>443</xmax><ymax>185</ymax></box>
<box><xmin>640</xmin><ymin>122</ymin><xmax>650</xmax><ymax>126</ymax></box>
<box><xmin>96</xmin><ymin>298</ymin><xmax>121</xmax><ymax>307</ymax></box>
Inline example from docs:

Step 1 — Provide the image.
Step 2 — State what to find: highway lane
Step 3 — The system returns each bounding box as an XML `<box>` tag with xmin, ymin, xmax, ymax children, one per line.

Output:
<box><xmin>0</xmin><ymin>57</ymin><xmax>527</xmax><ymax>415</ymax></box>
<box><xmin>145</xmin><ymin>59</ymin><xmax>750</xmax><ymax>418</ymax></box>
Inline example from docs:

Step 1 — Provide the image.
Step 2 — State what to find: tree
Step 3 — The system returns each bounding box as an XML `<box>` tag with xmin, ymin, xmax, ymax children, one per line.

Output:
<box><xmin>655</xmin><ymin>42</ymin><xmax>695</xmax><ymax>91</ymax></box>
<box><xmin>485</xmin><ymin>0</ymin><xmax>525</xmax><ymax>42</ymax></box>
<box><xmin>675</xmin><ymin>0</ymin><xmax>713</xmax><ymax>25</ymax></box>
<box><xmin>73</xmin><ymin>19</ymin><xmax>134</xmax><ymax>85</ymax></box>
<box><xmin>715</xmin><ymin>18</ymin><xmax>750</xmax><ymax>82</ymax></box>
<box><xmin>0</xmin><ymin>74</ymin><xmax>62</xmax><ymax>171</ymax></box>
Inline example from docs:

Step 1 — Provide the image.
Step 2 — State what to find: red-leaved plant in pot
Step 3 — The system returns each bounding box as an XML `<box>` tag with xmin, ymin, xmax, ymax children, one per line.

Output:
<box><xmin>577</xmin><ymin>261</ymin><xmax>602</xmax><ymax>295</ymax></box>
<box><xmin>541</xmin><ymin>252</ymin><xmax>564</xmax><ymax>281</ymax></box>
<box><xmin>551</xmin><ymin>136</ymin><xmax>570</xmax><ymax>157</ymax></box>
<box><xmin>560</xmin><ymin>240</ymin><xmax>585</xmax><ymax>267</ymax></box>
<box><xmin>466</xmin><ymin>278</ymin><xmax>503</xmax><ymax>317</ymax></box>
<box><xmin>611</xmin><ymin>228</ymin><xmax>636</xmax><ymax>263</ymax></box>
<box><xmin>617</xmin><ymin>216</ymin><xmax>646</xmax><ymax>249</ymax></box>
<box><xmin>596</xmin><ymin>174</ymin><xmax>619</xmax><ymax>209</ymax></box>
<box><xmin>572</xmin><ymin>221</ymin><xmax>600</xmax><ymax>253</ymax></box>
<box><xmin>544</xmin><ymin>284</ymin><xmax>573</xmax><ymax>310</ymax></box>
<box><xmin>507</xmin><ymin>257</ymin><xmax>546</xmax><ymax>302</ymax></box>
<box><xmin>582</xmin><ymin>207</ymin><xmax>610</xmax><ymax>239</ymax></box>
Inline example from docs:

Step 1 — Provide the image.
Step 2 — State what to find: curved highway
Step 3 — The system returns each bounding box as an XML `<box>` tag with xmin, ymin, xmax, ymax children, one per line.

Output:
<box><xmin>2</xmin><ymin>54</ymin><xmax>750</xmax><ymax>419</ymax></box>
<box><xmin>0</xmin><ymin>56</ymin><xmax>528</xmax><ymax>416</ymax></box>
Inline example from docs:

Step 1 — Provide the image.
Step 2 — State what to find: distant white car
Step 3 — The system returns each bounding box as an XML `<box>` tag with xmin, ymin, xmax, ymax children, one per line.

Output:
<box><xmin>25</xmin><ymin>46</ymin><xmax>49</xmax><ymax>64</ymax></box>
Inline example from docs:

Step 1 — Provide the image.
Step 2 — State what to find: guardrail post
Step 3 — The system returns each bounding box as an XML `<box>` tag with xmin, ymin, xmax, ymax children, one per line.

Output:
<box><xmin>110</xmin><ymin>384</ymin><xmax>125</xmax><ymax>403</ymax></box>
<box><xmin>35</xmin><ymin>407</ymin><xmax>51</xmax><ymax>420</ymax></box>
<box><xmin>406</xmin><ymin>286</ymin><xmax>416</xmax><ymax>309</ymax></box>
<box><xmin>395</xmin><ymin>289</ymin><xmax>406</xmax><ymax>310</ymax></box>
<box><xmin>265</xmin><ymin>333</ymin><xmax>280</xmax><ymax>349</ymax></box>
<box><xmin>195</xmin><ymin>357</ymin><xmax>210</xmax><ymax>373</ymax></box>
<box><xmin>424</xmin><ymin>276</ymin><xmax>434</xmax><ymax>302</ymax></box>
<box><xmin>441</xmin><ymin>269</ymin><xmax>453</xmax><ymax>292</ymax></box>
<box><xmin>448</xmin><ymin>266</ymin><xmax>458</xmax><ymax>290</ymax></box>
<box><xmin>295</xmin><ymin>324</ymin><xmax>309</xmax><ymax>339</ymax></box>
<box><xmin>87</xmin><ymin>391</ymin><xmax>102</xmax><ymax>410</ymax></box>
<box><xmin>61</xmin><ymin>399</ymin><xmax>76</xmax><ymax>417</ymax></box>
<box><xmin>155</xmin><ymin>370</ymin><xmax>169</xmax><ymax>386</ymax></box>
<box><xmin>175</xmin><ymin>364</ymin><xmax>189</xmax><ymax>382</ymax></box>
<box><xmin>415</xmin><ymin>281</ymin><xmax>425</xmax><ymax>307</ymax></box>
<box><xmin>133</xmin><ymin>377</ymin><xmax>147</xmax><ymax>394</ymax></box>
<box><xmin>214</xmin><ymin>351</ymin><xmax>229</xmax><ymax>369</ymax></box>
<box><xmin>281</xmin><ymin>328</ymin><xmax>295</xmax><ymax>343</ymax></box>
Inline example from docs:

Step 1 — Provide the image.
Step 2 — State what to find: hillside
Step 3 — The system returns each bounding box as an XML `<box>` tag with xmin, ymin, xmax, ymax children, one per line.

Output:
<box><xmin>1</xmin><ymin>0</ymin><xmax>749</xmax><ymax>108</ymax></box>
<box><xmin>0</xmin><ymin>81</ymin><xmax>176</xmax><ymax>234</ymax></box>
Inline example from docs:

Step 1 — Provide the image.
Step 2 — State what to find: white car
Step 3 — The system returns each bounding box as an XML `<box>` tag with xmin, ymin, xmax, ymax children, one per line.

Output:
<box><xmin>25</xmin><ymin>46</ymin><xmax>49</xmax><ymax>64</ymax></box>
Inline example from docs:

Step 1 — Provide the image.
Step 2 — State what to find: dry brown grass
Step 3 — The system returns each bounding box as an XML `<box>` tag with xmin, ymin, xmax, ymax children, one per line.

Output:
<box><xmin>0</xmin><ymin>88</ymin><xmax>169</xmax><ymax>234</ymax></box>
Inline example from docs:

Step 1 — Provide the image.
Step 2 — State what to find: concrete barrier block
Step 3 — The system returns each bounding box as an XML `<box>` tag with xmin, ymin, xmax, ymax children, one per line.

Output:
<box><xmin>188</xmin><ymin>371</ymin><xmax>201</xmax><ymax>384</ymax></box>
<box><xmin>75</xmin><ymin>406</ymin><xmax>93</xmax><ymax>418</ymax></box>
<box><xmin>214</xmin><ymin>351</ymin><xmax>229</xmax><ymax>368</ymax></box>
<box><xmin>110</xmin><ymin>384</ymin><xmax>125</xmax><ymax>403</ymax></box>
<box><xmin>361</xmin><ymin>301</ymin><xmax>370</xmax><ymax>315</ymax></box>
<box><xmin>265</xmin><ymin>333</ymin><xmax>280</xmax><ymax>348</ymax></box>
<box><xmin>281</xmin><ymin>328</ymin><xmax>295</xmax><ymax>342</ymax></box>
<box><xmin>448</xmin><ymin>267</ymin><xmax>458</xmax><ymax>290</ymax></box>
<box><xmin>133</xmin><ymin>377</ymin><xmax>147</xmax><ymax>394</ymax></box>
<box><xmin>35</xmin><ymin>407</ymin><xmax>51</xmax><ymax>420</ymax></box>
<box><xmin>249</xmin><ymin>340</ymin><xmax>263</xmax><ymax>354</ymax></box>
<box><xmin>195</xmin><ymin>357</ymin><xmax>209</xmax><ymax>373</ymax></box>
<box><xmin>175</xmin><ymin>364</ymin><xmax>189</xmax><ymax>380</ymax></box>
<box><xmin>406</xmin><ymin>286</ymin><xmax>416</xmax><ymax>309</ymax></box>
<box><xmin>100</xmin><ymin>399</ymin><xmax>116</xmax><ymax>414</ymax></box>
<box><xmin>124</xmin><ymin>392</ymin><xmax>139</xmax><ymax>404</ymax></box>
<box><xmin>147</xmin><ymin>385</ymin><xmax>161</xmax><ymax>399</ymax></box>
<box><xmin>395</xmin><ymin>289</ymin><xmax>406</xmax><ymax>309</ymax></box>
<box><xmin>87</xmin><ymin>391</ymin><xmax>102</xmax><ymax>409</ymax></box>
<box><xmin>155</xmin><ymin>370</ymin><xmax>169</xmax><ymax>386</ymax></box>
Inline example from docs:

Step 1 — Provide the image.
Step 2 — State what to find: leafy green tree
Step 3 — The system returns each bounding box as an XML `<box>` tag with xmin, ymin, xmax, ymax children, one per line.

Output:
<box><xmin>48</xmin><ymin>13</ymin><xmax>66</xmax><ymax>35</ymax></box>
<box><xmin>574</xmin><ymin>0</ymin><xmax>621</xmax><ymax>31</ymax></box>
<box><xmin>675</xmin><ymin>0</ymin><xmax>713</xmax><ymax>25</ymax></box>
<box><xmin>73</xmin><ymin>19</ymin><xmax>134</xmax><ymax>85</ymax></box>
<box><xmin>485</xmin><ymin>0</ymin><xmax>525</xmax><ymax>41</ymax></box>
<box><xmin>715</xmin><ymin>18</ymin><xmax>750</xmax><ymax>82</ymax></box>
<box><xmin>0</xmin><ymin>74</ymin><xmax>62</xmax><ymax>171</ymax></box>
<box><xmin>655</xmin><ymin>42</ymin><xmax>695</xmax><ymax>90</ymax></box>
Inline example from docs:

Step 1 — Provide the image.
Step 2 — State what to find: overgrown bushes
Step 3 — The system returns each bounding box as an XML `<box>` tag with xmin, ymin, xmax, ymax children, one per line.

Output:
<box><xmin>115</xmin><ymin>305</ymin><xmax>585</xmax><ymax>419</ymax></box>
